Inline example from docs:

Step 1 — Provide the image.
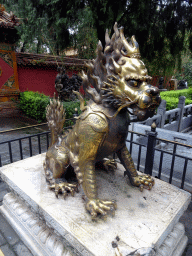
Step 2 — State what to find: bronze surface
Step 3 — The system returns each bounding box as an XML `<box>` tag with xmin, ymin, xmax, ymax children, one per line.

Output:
<box><xmin>44</xmin><ymin>23</ymin><xmax>161</xmax><ymax>218</ymax></box>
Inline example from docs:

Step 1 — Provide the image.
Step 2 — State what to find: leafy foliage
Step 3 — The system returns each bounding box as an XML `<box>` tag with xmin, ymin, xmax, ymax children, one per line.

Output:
<box><xmin>160</xmin><ymin>88</ymin><xmax>192</xmax><ymax>110</ymax></box>
<box><xmin>86</xmin><ymin>0</ymin><xmax>128</xmax><ymax>49</ymax></box>
<box><xmin>19</xmin><ymin>91</ymin><xmax>50</xmax><ymax>121</ymax></box>
<box><xmin>19</xmin><ymin>91</ymin><xmax>82</xmax><ymax>124</ymax></box>
<box><xmin>121</xmin><ymin>0</ymin><xmax>191</xmax><ymax>77</ymax></box>
<box><xmin>73</xmin><ymin>7</ymin><xmax>98</xmax><ymax>59</ymax></box>
<box><xmin>175</xmin><ymin>60</ymin><xmax>192</xmax><ymax>86</ymax></box>
<box><xmin>2</xmin><ymin>0</ymin><xmax>49</xmax><ymax>53</ymax></box>
<box><xmin>2</xmin><ymin>0</ymin><xmax>75</xmax><ymax>54</ymax></box>
<box><xmin>160</xmin><ymin>87</ymin><xmax>192</xmax><ymax>98</ymax></box>
<box><xmin>2</xmin><ymin>0</ymin><xmax>192</xmax><ymax>72</ymax></box>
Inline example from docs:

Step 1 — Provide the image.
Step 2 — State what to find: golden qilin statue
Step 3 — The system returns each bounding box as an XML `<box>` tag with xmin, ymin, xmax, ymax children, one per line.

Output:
<box><xmin>44</xmin><ymin>23</ymin><xmax>161</xmax><ymax>218</ymax></box>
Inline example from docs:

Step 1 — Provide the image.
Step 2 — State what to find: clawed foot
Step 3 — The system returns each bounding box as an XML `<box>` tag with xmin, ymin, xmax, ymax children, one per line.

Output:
<box><xmin>85</xmin><ymin>199</ymin><xmax>117</xmax><ymax>218</ymax></box>
<box><xmin>49</xmin><ymin>182</ymin><xmax>79</xmax><ymax>199</ymax></box>
<box><xmin>131</xmin><ymin>175</ymin><xmax>155</xmax><ymax>192</ymax></box>
<box><xmin>103</xmin><ymin>159</ymin><xmax>117</xmax><ymax>172</ymax></box>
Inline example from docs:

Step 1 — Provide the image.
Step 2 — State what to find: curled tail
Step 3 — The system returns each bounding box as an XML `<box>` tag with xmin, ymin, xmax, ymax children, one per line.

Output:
<box><xmin>46</xmin><ymin>95</ymin><xmax>65</xmax><ymax>146</ymax></box>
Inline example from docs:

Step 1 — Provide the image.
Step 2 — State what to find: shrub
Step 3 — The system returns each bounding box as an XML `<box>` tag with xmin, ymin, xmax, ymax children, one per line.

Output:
<box><xmin>62</xmin><ymin>101</ymin><xmax>82</xmax><ymax>127</ymax></box>
<box><xmin>19</xmin><ymin>91</ymin><xmax>83</xmax><ymax>124</ymax></box>
<box><xmin>160</xmin><ymin>88</ymin><xmax>192</xmax><ymax>110</ymax></box>
<box><xmin>160</xmin><ymin>87</ymin><xmax>192</xmax><ymax>98</ymax></box>
<box><xmin>19</xmin><ymin>91</ymin><xmax>50</xmax><ymax>121</ymax></box>
<box><xmin>163</xmin><ymin>97</ymin><xmax>179</xmax><ymax>110</ymax></box>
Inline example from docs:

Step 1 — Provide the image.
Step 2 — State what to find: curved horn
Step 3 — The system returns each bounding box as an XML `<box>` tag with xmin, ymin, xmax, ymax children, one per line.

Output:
<box><xmin>113</xmin><ymin>22</ymin><xmax>120</xmax><ymax>38</ymax></box>
<box><xmin>120</xmin><ymin>28</ymin><xmax>140</xmax><ymax>58</ymax></box>
<box><xmin>110</xmin><ymin>57</ymin><xmax>122</xmax><ymax>74</ymax></box>
<box><xmin>105</xmin><ymin>29</ymin><xmax>111</xmax><ymax>46</ymax></box>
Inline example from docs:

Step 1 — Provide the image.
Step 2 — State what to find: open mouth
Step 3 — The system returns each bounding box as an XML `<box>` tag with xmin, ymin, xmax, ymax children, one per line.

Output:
<box><xmin>128</xmin><ymin>103</ymin><xmax>157</xmax><ymax>121</ymax></box>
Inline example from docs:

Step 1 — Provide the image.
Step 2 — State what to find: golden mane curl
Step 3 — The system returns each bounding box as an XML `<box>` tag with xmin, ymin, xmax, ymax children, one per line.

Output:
<box><xmin>81</xmin><ymin>23</ymin><xmax>152</xmax><ymax>107</ymax></box>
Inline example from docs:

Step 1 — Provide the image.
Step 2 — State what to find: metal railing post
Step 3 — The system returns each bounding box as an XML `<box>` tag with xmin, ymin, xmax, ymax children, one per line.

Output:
<box><xmin>73</xmin><ymin>108</ymin><xmax>79</xmax><ymax>125</ymax></box>
<box><xmin>157</xmin><ymin>100</ymin><xmax>167</xmax><ymax>128</ymax></box>
<box><xmin>144</xmin><ymin>122</ymin><xmax>157</xmax><ymax>175</ymax></box>
<box><xmin>177</xmin><ymin>96</ymin><xmax>186</xmax><ymax>132</ymax></box>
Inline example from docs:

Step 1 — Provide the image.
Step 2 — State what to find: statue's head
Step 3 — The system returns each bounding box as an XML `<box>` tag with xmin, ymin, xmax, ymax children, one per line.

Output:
<box><xmin>81</xmin><ymin>23</ymin><xmax>161</xmax><ymax>121</ymax></box>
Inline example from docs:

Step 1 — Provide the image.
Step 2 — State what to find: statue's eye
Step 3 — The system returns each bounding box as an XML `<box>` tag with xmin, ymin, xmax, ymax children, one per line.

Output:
<box><xmin>127</xmin><ymin>80</ymin><xmax>140</xmax><ymax>87</ymax></box>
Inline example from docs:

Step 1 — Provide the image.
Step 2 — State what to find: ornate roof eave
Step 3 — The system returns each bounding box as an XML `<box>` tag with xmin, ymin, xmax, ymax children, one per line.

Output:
<box><xmin>0</xmin><ymin>4</ymin><xmax>20</xmax><ymax>29</ymax></box>
<box><xmin>16</xmin><ymin>52</ymin><xmax>86</xmax><ymax>69</ymax></box>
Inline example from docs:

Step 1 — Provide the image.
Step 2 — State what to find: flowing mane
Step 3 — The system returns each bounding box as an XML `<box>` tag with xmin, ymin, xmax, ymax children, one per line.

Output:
<box><xmin>81</xmin><ymin>23</ymin><xmax>152</xmax><ymax>108</ymax></box>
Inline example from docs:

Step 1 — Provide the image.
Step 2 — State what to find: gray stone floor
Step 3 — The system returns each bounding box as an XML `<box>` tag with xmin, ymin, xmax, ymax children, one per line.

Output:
<box><xmin>0</xmin><ymin>182</ymin><xmax>34</xmax><ymax>256</ymax></box>
<box><xmin>180</xmin><ymin>201</ymin><xmax>192</xmax><ymax>256</ymax></box>
<box><xmin>0</xmin><ymin>114</ymin><xmax>191</xmax><ymax>256</ymax></box>
<box><xmin>0</xmin><ymin>115</ymin><xmax>46</xmax><ymax>256</ymax></box>
<box><xmin>0</xmin><ymin>116</ymin><xmax>49</xmax><ymax>166</ymax></box>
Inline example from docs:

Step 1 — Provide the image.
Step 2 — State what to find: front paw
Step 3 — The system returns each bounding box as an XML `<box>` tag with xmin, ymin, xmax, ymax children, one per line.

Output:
<box><xmin>131</xmin><ymin>175</ymin><xmax>155</xmax><ymax>192</ymax></box>
<box><xmin>49</xmin><ymin>181</ymin><xmax>79</xmax><ymax>199</ymax></box>
<box><xmin>85</xmin><ymin>199</ymin><xmax>117</xmax><ymax>218</ymax></box>
<box><xmin>103</xmin><ymin>159</ymin><xmax>117</xmax><ymax>172</ymax></box>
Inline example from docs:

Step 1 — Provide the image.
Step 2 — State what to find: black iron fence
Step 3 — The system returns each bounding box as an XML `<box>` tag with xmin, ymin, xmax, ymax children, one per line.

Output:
<box><xmin>0</xmin><ymin>131</ymin><xmax>50</xmax><ymax>166</ymax></box>
<box><xmin>0</xmin><ymin>118</ymin><xmax>75</xmax><ymax>167</ymax></box>
<box><xmin>1</xmin><ymin>121</ymin><xmax>192</xmax><ymax>192</ymax></box>
<box><xmin>125</xmin><ymin>124</ymin><xmax>192</xmax><ymax>192</ymax></box>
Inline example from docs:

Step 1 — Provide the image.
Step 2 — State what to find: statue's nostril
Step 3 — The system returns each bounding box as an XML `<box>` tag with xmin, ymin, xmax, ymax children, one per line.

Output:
<box><xmin>156</xmin><ymin>95</ymin><xmax>161</xmax><ymax>103</ymax></box>
<box><xmin>143</xmin><ymin>95</ymin><xmax>151</xmax><ymax>104</ymax></box>
<box><xmin>150</xmin><ymin>88</ymin><xmax>159</xmax><ymax>96</ymax></box>
<box><xmin>146</xmin><ymin>89</ymin><xmax>151</xmax><ymax>94</ymax></box>
<box><xmin>154</xmin><ymin>87</ymin><xmax>159</xmax><ymax>95</ymax></box>
<box><xmin>146</xmin><ymin>85</ymin><xmax>159</xmax><ymax>96</ymax></box>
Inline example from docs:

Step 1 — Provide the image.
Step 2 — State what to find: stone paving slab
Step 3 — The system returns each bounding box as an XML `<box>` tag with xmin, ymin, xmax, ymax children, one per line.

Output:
<box><xmin>0</xmin><ymin>244</ymin><xmax>16</xmax><ymax>256</ymax></box>
<box><xmin>0</xmin><ymin>213</ymin><xmax>20</xmax><ymax>246</ymax></box>
<box><xmin>13</xmin><ymin>241</ymin><xmax>34</xmax><ymax>256</ymax></box>
<box><xmin>0</xmin><ymin>114</ymin><xmax>45</xmax><ymax>256</ymax></box>
<box><xmin>0</xmin><ymin>233</ymin><xmax>6</xmax><ymax>246</ymax></box>
<box><xmin>180</xmin><ymin>201</ymin><xmax>192</xmax><ymax>256</ymax></box>
<box><xmin>0</xmin><ymin>115</ymin><xmax>39</xmax><ymax>132</ymax></box>
<box><xmin>0</xmin><ymin>210</ymin><xmax>34</xmax><ymax>256</ymax></box>
<box><xmin>0</xmin><ymin>183</ymin><xmax>9</xmax><ymax>205</ymax></box>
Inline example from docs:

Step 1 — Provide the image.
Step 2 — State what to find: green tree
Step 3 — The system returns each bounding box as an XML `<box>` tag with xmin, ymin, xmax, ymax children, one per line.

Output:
<box><xmin>2</xmin><ymin>0</ymin><xmax>192</xmax><ymax>76</ymax></box>
<box><xmin>2</xmin><ymin>0</ymin><xmax>80</xmax><ymax>54</ymax></box>
<box><xmin>121</xmin><ymin>0</ymin><xmax>192</xmax><ymax>76</ymax></box>
<box><xmin>85</xmin><ymin>0</ymin><xmax>192</xmax><ymax>76</ymax></box>
<box><xmin>29</xmin><ymin>0</ymin><xmax>85</xmax><ymax>54</ymax></box>
<box><xmin>87</xmin><ymin>0</ymin><xmax>128</xmax><ymax>49</ymax></box>
<box><xmin>72</xmin><ymin>6</ymin><xmax>98</xmax><ymax>59</ymax></box>
<box><xmin>2</xmin><ymin>0</ymin><xmax>50</xmax><ymax>53</ymax></box>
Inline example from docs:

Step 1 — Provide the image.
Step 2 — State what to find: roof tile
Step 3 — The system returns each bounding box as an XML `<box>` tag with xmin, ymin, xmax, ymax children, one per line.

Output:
<box><xmin>0</xmin><ymin>4</ymin><xmax>20</xmax><ymax>28</ymax></box>
<box><xmin>16</xmin><ymin>52</ymin><xmax>86</xmax><ymax>68</ymax></box>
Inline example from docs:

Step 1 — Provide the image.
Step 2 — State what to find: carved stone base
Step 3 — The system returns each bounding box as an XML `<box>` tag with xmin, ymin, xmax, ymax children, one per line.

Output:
<box><xmin>1</xmin><ymin>193</ymin><xmax>77</xmax><ymax>256</ymax></box>
<box><xmin>156</xmin><ymin>222</ymin><xmax>188</xmax><ymax>256</ymax></box>
<box><xmin>0</xmin><ymin>154</ymin><xmax>191</xmax><ymax>256</ymax></box>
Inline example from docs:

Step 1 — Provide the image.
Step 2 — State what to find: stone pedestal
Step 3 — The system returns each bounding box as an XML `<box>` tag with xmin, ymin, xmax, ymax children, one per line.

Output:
<box><xmin>0</xmin><ymin>154</ymin><xmax>191</xmax><ymax>256</ymax></box>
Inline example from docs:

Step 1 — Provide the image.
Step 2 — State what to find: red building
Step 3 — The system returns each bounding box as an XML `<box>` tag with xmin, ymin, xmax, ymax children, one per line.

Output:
<box><xmin>0</xmin><ymin>4</ymin><xmax>86</xmax><ymax>117</ymax></box>
<box><xmin>16</xmin><ymin>52</ymin><xmax>85</xmax><ymax>97</ymax></box>
<box><xmin>0</xmin><ymin>4</ymin><xmax>86</xmax><ymax>102</ymax></box>
<box><xmin>0</xmin><ymin>4</ymin><xmax>20</xmax><ymax>103</ymax></box>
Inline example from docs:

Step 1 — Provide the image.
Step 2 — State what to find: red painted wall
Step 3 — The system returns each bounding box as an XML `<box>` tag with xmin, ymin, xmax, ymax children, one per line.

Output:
<box><xmin>16</xmin><ymin>66</ymin><xmax>172</xmax><ymax>97</ymax></box>
<box><xmin>17</xmin><ymin>66</ymin><xmax>80</xmax><ymax>97</ymax></box>
<box><xmin>151</xmin><ymin>75</ymin><xmax>172</xmax><ymax>89</ymax></box>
